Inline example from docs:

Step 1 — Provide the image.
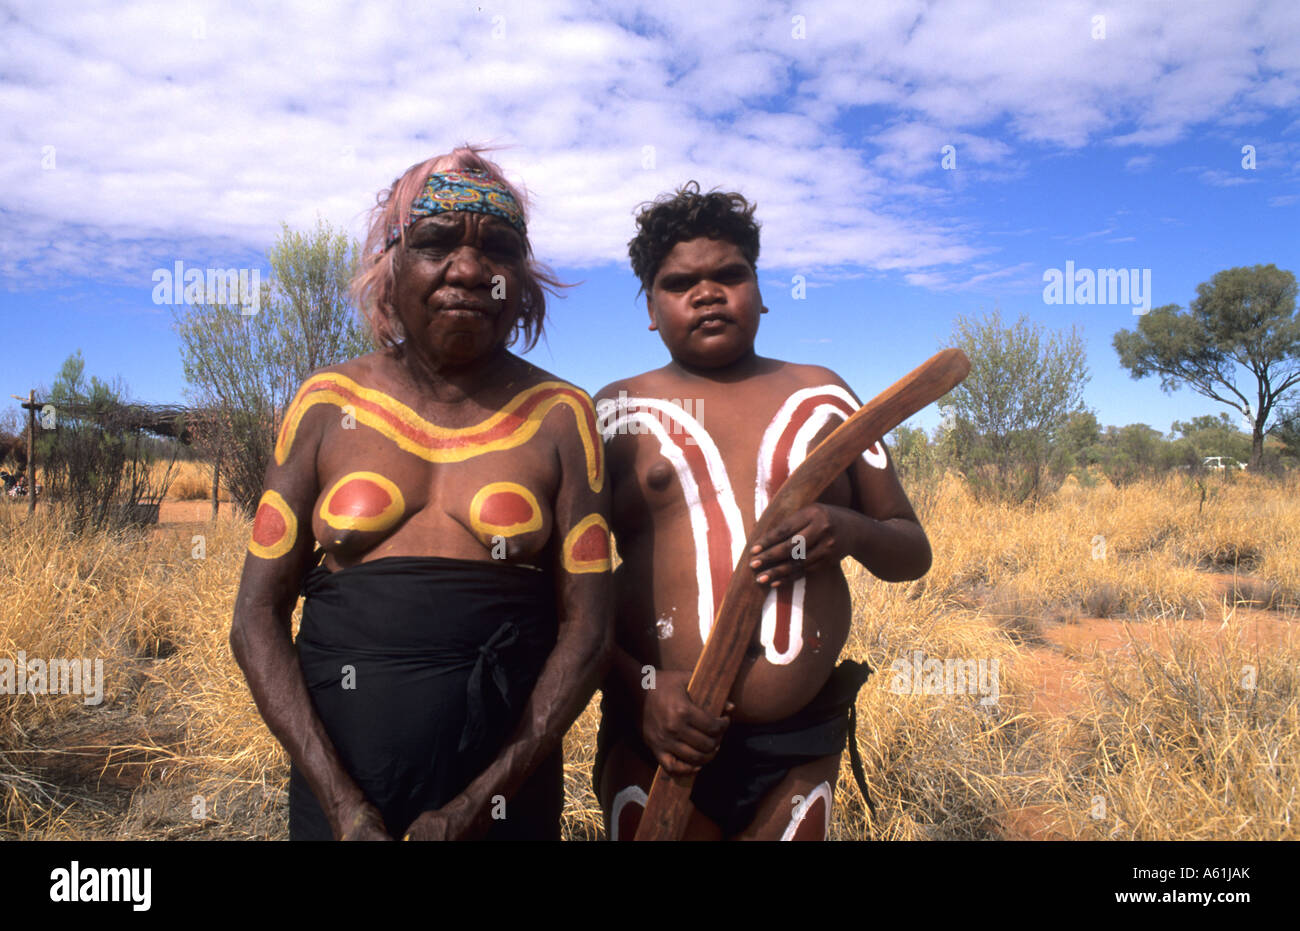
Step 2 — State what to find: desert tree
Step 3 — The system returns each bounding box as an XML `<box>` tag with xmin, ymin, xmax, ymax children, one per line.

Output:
<box><xmin>1099</xmin><ymin>423</ymin><xmax>1169</xmax><ymax>486</ymax></box>
<box><xmin>940</xmin><ymin>309</ymin><xmax>1089</xmax><ymax>502</ymax></box>
<box><xmin>1113</xmin><ymin>264</ymin><xmax>1299</xmax><ymax>470</ymax></box>
<box><xmin>174</xmin><ymin>217</ymin><xmax>372</xmax><ymax>513</ymax></box>
<box><xmin>1051</xmin><ymin>409</ymin><xmax>1103</xmax><ymax>476</ymax></box>
<box><xmin>1170</xmin><ymin>412</ymin><xmax>1252</xmax><ymax>466</ymax></box>
<box><xmin>1271</xmin><ymin>402</ymin><xmax>1300</xmax><ymax>462</ymax></box>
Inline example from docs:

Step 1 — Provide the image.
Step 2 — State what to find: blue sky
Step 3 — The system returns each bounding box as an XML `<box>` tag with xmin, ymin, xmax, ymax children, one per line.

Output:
<box><xmin>2</xmin><ymin>0</ymin><xmax>1298</xmax><ymax>437</ymax></box>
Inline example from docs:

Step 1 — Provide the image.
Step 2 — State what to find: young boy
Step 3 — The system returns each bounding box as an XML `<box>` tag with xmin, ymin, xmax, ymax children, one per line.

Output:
<box><xmin>593</xmin><ymin>183</ymin><xmax>932</xmax><ymax>840</ymax></box>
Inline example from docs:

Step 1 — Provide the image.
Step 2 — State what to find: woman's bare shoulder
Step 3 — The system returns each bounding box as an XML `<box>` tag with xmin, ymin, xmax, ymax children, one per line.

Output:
<box><xmin>305</xmin><ymin>351</ymin><xmax>400</xmax><ymax>388</ymax></box>
<box><xmin>510</xmin><ymin>358</ymin><xmax>596</xmax><ymax>401</ymax></box>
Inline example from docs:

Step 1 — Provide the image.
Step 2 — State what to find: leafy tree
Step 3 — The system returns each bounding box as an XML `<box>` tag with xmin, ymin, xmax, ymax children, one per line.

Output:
<box><xmin>940</xmin><ymin>309</ymin><xmax>1090</xmax><ymax>502</ymax></box>
<box><xmin>1052</xmin><ymin>408</ymin><xmax>1103</xmax><ymax>476</ymax></box>
<box><xmin>1099</xmin><ymin>423</ymin><xmax>1167</xmax><ymax>486</ymax></box>
<box><xmin>887</xmin><ymin>422</ymin><xmax>945</xmax><ymax>518</ymax></box>
<box><xmin>1271</xmin><ymin>402</ymin><xmax>1300</xmax><ymax>461</ymax></box>
<box><xmin>174</xmin><ymin>217</ymin><xmax>372</xmax><ymax>513</ymax></box>
<box><xmin>266</xmin><ymin>219</ymin><xmax>374</xmax><ymax>378</ymax></box>
<box><xmin>887</xmin><ymin>424</ymin><xmax>932</xmax><ymax>480</ymax></box>
<box><xmin>1114</xmin><ymin>264</ymin><xmax>1299</xmax><ymax>469</ymax></box>
<box><xmin>1170</xmin><ymin>412</ymin><xmax>1252</xmax><ymax>465</ymax></box>
<box><xmin>0</xmin><ymin>405</ymin><xmax>22</xmax><ymax>469</ymax></box>
<box><xmin>40</xmin><ymin>351</ymin><xmax>128</xmax><ymax>531</ymax></box>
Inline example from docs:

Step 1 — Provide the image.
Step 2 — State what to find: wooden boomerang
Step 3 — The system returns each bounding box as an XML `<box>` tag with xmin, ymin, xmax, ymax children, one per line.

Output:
<box><xmin>633</xmin><ymin>347</ymin><xmax>971</xmax><ymax>841</ymax></box>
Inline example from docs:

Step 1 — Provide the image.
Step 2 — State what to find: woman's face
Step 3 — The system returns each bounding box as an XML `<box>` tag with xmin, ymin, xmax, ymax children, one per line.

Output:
<box><xmin>390</xmin><ymin>211</ymin><xmax>526</xmax><ymax>369</ymax></box>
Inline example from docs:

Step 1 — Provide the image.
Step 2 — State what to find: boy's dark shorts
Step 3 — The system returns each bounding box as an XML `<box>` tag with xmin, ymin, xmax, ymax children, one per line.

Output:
<box><xmin>594</xmin><ymin>659</ymin><xmax>872</xmax><ymax>837</ymax></box>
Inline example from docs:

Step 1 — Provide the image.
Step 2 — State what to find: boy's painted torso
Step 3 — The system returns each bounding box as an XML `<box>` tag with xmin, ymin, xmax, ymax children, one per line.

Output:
<box><xmin>598</xmin><ymin>360</ymin><xmax>886</xmax><ymax>722</ymax></box>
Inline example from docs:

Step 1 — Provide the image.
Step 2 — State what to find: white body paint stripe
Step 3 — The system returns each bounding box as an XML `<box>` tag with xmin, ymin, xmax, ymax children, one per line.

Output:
<box><xmin>601</xmin><ymin>398</ymin><xmax>745</xmax><ymax>642</ymax></box>
<box><xmin>757</xmin><ymin>576</ymin><xmax>806</xmax><ymax>665</ymax></box>
<box><xmin>610</xmin><ymin>784</ymin><xmax>649</xmax><ymax>841</ymax></box>
<box><xmin>598</xmin><ymin>387</ymin><xmax>881</xmax><ymax>664</ymax></box>
<box><xmin>754</xmin><ymin>386</ymin><xmax>883</xmax><ymax>665</ymax></box>
<box><xmin>780</xmin><ymin>780</ymin><xmax>832</xmax><ymax>841</ymax></box>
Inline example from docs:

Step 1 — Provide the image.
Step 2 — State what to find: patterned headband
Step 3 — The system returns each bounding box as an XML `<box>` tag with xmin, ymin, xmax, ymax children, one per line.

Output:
<box><xmin>386</xmin><ymin>169</ymin><xmax>527</xmax><ymax>248</ymax></box>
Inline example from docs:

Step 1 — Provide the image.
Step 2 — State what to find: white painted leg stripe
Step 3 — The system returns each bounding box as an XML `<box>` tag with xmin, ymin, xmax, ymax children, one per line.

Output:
<box><xmin>780</xmin><ymin>781</ymin><xmax>832</xmax><ymax>841</ymax></box>
<box><xmin>610</xmin><ymin>784</ymin><xmax>649</xmax><ymax>841</ymax></box>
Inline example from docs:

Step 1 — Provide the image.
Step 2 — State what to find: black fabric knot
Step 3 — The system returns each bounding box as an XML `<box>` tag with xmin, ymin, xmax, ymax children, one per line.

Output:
<box><xmin>459</xmin><ymin>622</ymin><xmax>521</xmax><ymax>754</ymax></box>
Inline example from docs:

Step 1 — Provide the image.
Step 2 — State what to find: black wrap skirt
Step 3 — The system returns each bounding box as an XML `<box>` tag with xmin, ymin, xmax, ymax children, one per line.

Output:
<box><xmin>288</xmin><ymin>556</ymin><xmax>562</xmax><ymax>840</ymax></box>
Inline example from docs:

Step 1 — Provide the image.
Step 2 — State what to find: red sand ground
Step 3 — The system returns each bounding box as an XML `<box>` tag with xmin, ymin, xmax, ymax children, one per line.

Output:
<box><xmin>1001</xmin><ymin>575</ymin><xmax>1296</xmax><ymax>839</ymax></box>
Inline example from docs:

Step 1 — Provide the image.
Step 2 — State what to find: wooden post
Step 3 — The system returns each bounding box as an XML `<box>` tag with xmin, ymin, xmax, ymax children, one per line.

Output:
<box><xmin>211</xmin><ymin>447</ymin><xmax>221</xmax><ymax>521</ymax></box>
<box><xmin>26</xmin><ymin>389</ymin><xmax>36</xmax><ymax>517</ymax></box>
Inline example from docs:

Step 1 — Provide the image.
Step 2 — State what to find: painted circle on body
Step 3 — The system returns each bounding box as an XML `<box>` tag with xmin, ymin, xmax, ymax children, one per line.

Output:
<box><xmin>469</xmin><ymin>481</ymin><xmax>543</xmax><ymax>543</ymax></box>
<box><xmin>249</xmin><ymin>489</ymin><xmax>297</xmax><ymax>559</ymax></box>
<box><xmin>562</xmin><ymin>513</ymin><xmax>611</xmax><ymax>574</ymax></box>
<box><xmin>320</xmin><ymin>471</ymin><xmax>406</xmax><ymax>533</ymax></box>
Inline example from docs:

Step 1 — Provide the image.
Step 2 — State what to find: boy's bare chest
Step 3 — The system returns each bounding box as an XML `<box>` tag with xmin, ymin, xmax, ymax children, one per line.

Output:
<box><xmin>604</xmin><ymin>382</ymin><xmax>857</xmax><ymax>529</ymax></box>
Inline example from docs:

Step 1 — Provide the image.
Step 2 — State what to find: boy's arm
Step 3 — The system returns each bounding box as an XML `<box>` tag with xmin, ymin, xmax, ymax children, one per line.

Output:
<box><xmin>609</xmin><ymin>642</ymin><xmax>730</xmax><ymax>776</ymax></box>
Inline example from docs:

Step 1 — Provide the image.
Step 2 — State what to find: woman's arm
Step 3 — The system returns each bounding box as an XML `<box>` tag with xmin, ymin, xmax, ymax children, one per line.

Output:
<box><xmin>229</xmin><ymin>386</ymin><xmax>390</xmax><ymax>840</ymax></box>
<box><xmin>405</xmin><ymin>392</ymin><xmax>613</xmax><ymax>840</ymax></box>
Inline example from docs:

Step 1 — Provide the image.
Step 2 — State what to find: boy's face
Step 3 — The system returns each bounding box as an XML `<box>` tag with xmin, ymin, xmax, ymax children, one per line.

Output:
<box><xmin>647</xmin><ymin>237</ymin><xmax>761</xmax><ymax>369</ymax></box>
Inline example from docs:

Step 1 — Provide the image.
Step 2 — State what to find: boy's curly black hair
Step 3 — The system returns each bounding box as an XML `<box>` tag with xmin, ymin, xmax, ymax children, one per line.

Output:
<box><xmin>627</xmin><ymin>181</ymin><xmax>761</xmax><ymax>295</ymax></box>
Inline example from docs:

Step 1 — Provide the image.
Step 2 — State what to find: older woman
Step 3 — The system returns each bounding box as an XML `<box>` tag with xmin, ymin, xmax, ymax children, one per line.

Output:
<box><xmin>230</xmin><ymin>147</ymin><xmax>611</xmax><ymax>840</ymax></box>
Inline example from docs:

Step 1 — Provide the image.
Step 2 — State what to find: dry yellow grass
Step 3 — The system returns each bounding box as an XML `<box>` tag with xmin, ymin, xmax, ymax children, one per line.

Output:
<box><xmin>152</xmin><ymin>460</ymin><xmax>229</xmax><ymax>502</ymax></box>
<box><xmin>1</xmin><ymin>468</ymin><xmax>1296</xmax><ymax>840</ymax></box>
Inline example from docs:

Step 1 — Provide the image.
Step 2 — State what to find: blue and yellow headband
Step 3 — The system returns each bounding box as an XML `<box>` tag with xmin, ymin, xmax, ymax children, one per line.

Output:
<box><xmin>387</xmin><ymin>169</ymin><xmax>526</xmax><ymax>248</ymax></box>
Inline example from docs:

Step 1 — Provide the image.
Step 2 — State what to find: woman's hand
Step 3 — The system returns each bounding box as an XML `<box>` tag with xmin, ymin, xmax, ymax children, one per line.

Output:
<box><xmin>640</xmin><ymin>668</ymin><xmax>732</xmax><ymax>777</ymax></box>
<box><xmin>746</xmin><ymin>503</ymin><xmax>856</xmax><ymax>587</ymax></box>
<box><xmin>401</xmin><ymin>794</ymin><xmax>487</xmax><ymax>841</ymax></box>
<box><xmin>338</xmin><ymin>799</ymin><xmax>394</xmax><ymax>841</ymax></box>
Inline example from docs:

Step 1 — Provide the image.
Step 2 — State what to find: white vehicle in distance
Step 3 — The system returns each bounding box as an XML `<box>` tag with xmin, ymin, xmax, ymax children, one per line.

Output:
<box><xmin>1202</xmin><ymin>456</ymin><xmax>1247</xmax><ymax>471</ymax></box>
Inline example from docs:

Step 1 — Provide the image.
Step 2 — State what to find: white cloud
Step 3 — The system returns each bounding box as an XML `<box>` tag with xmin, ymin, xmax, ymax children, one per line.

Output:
<box><xmin>903</xmin><ymin>261</ymin><xmax>1037</xmax><ymax>293</ymax></box>
<box><xmin>1197</xmin><ymin>169</ymin><xmax>1257</xmax><ymax>187</ymax></box>
<box><xmin>1</xmin><ymin>0</ymin><xmax>1297</xmax><ymax>292</ymax></box>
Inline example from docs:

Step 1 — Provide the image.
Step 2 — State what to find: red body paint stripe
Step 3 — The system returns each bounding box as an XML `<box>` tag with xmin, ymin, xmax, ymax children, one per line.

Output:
<box><xmin>617</xmin><ymin>800</ymin><xmax>643</xmax><ymax>842</ymax></box>
<box><xmin>764</xmin><ymin>393</ymin><xmax>855</xmax><ymax>657</ymax></box>
<box><xmin>572</xmin><ymin>523</ymin><xmax>610</xmax><ymax>562</ymax></box>
<box><xmin>768</xmin><ymin>394</ymin><xmax>855</xmax><ymax>491</ymax></box>
<box><xmin>662</xmin><ymin>427</ymin><xmax>734</xmax><ymax>624</ymax></box>
<box><xmin>791</xmin><ymin>796</ymin><xmax>827</xmax><ymax>841</ymax></box>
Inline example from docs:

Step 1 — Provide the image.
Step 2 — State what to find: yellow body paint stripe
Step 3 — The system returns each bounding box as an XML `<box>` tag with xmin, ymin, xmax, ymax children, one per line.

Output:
<box><xmin>276</xmin><ymin>374</ymin><xmax>603</xmax><ymax>492</ymax></box>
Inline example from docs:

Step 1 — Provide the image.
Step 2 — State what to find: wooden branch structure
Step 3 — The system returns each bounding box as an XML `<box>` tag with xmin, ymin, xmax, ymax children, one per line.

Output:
<box><xmin>26</xmin><ymin>390</ymin><xmax>35</xmax><ymax>516</ymax></box>
<box><xmin>7</xmin><ymin>393</ymin><xmax>227</xmax><ymax>520</ymax></box>
<box><xmin>633</xmin><ymin>348</ymin><xmax>971</xmax><ymax>841</ymax></box>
